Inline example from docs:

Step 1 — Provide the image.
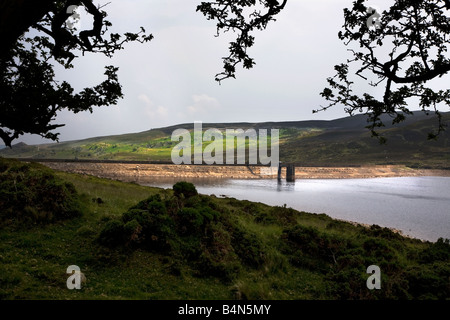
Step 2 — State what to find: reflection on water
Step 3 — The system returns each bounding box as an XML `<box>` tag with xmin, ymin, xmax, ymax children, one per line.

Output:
<box><xmin>139</xmin><ymin>176</ymin><xmax>450</xmax><ymax>242</ymax></box>
<box><xmin>277</xmin><ymin>181</ymin><xmax>296</xmax><ymax>192</ymax></box>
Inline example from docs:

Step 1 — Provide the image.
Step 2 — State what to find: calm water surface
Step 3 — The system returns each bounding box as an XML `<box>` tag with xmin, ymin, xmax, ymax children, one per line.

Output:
<box><xmin>139</xmin><ymin>176</ymin><xmax>450</xmax><ymax>242</ymax></box>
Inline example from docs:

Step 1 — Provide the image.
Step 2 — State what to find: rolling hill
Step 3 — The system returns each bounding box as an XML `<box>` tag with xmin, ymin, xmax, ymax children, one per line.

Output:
<box><xmin>1</xmin><ymin>111</ymin><xmax>449</xmax><ymax>168</ymax></box>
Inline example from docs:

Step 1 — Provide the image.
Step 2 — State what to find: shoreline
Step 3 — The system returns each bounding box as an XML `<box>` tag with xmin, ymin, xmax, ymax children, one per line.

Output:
<box><xmin>39</xmin><ymin>161</ymin><xmax>450</xmax><ymax>181</ymax></box>
<box><xmin>39</xmin><ymin>160</ymin><xmax>447</xmax><ymax>241</ymax></box>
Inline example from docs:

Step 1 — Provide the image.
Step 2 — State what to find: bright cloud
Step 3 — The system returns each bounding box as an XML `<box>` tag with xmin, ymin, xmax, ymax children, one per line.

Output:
<box><xmin>187</xmin><ymin>94</ymin><xmax>221</xmax><ymax>114</ymax></box>
<box><xmin>138</xmin><ymin>94</ymin><xmax>169</xmax><ymax>119</ymax></box>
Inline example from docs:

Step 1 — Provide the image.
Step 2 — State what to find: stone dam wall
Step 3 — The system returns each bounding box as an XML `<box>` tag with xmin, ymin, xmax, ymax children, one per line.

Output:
<box><xmin>39</xmin><ymin>162</ymin><xmax>448</xmax><ymax>182</ymax></box>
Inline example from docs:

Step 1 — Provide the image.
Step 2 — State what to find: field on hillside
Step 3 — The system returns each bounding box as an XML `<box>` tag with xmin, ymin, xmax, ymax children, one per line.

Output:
<box><xmin>1</xmin><ymin>113</ymin><xmax>449</xmax><ymax>169</ymax></box>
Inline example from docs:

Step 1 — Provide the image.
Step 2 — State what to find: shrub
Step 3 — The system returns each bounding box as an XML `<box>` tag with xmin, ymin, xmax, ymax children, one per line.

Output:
<box><xmin>129</xmin><ymin>194</ymin><xmax>162</xmax><ymax>211</ymax></box>
<box><xmin>184</xmin><ymin>194</ymin><xmax>202</xmax><ymax>208</ymax></box>
<box><xmin>197</xmin><ymin>250</ymin><xmax>241</xmax><ymax>282</ymax></box>
<box><xmin>254</xmin><ymin>211</ymin><xmax>277</xmax><ymax>225</ymax></box>
<box><xmin>177</xmin><ymin>207</ymin><xmax>204</xmax><ymax>235</ymax></box>
<box><xmin>364</xmin><ymin>224</ymin><xmax>403</xmax><ymax>241</ymax></box>
<box><xmin>123</xmin><ymin>205</ymin><xmax>175</xmax><ymax>252</ymax></box>
<box><xmin>231</xmin><ymin>228</ymin><xmax>265</xmax><ymax>268</ymax></box>
<box><xmin>282</xmin><ymin>225</ymin><xmax>322</xmax><ymax>257</ymax></box>
<box><xmin>0</xmin><ymin>158</ymin><xmax>82</xmax><ymax>225</ymax></box>
<box><xmin>326</xmin><ymin>220</ymin><xmax>350</xmax><ymax>231</ymax></box>
<box><xmin>98</xmin><ymin>220</ymin><xmax>125</xmax><ymax>247</ymax></box>
<box><xmin>404</xmin><ymin>263</ymin><xmax>450</xmax><ymax>299</ymax></box>
<box><xmin>326</xmin><ymin>267</ymin><xmax>367</xmax><ymax>299</ymax></box>
<box><xmin>123</xmin><ymin>219</ymin><xmax>143</xmax><ymax>244</ymax></box>
<box><xmin>173</xmin><ymin>181</ymin><xmax>198</xmax><ymax>198</ymax></box>
<box><xmin>98</xmin><ymin>193</ymin><xmax>178</xmax><ymax>252</ymax></box>
<box><xmin>281</xmin><ymin>225</ymin><xmax>353</xmax><ymax>272</ymax></box>
<box><xmin>362</xmin><ymin>238</ymin><xmax>396</xmax><ymax>262</ymax></box>
<box><xmin>419</xmin><ymin>238</ymin><xmax>450</xmax><ymax>263</ymax></box>
<box><xmin>269</xmin><ymin>206</ymin><xmax>297</xmax><ymax>225</ymax></box>
<box><xmin>255</xmin><ymin>205</ymin><xmax>297</xmax><ymax>226</ymax></box>
<box><xmin>175</xmin><ymin>202</ymin><xmax>220</xmax><ymax>236</ymax></box>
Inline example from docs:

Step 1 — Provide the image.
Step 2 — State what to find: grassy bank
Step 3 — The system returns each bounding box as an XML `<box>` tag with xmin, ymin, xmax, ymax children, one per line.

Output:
<box><xmin>0</xmin><ymin>157</ymin><xmax>449</xmax><ymax>300</ymax></box>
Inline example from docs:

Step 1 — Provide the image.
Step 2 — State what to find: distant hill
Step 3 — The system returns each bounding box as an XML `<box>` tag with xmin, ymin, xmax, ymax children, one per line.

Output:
<box><xmin>1</xmin><ymin>111</ymin><xmax>449</xmax><ymax>168</ymax></box>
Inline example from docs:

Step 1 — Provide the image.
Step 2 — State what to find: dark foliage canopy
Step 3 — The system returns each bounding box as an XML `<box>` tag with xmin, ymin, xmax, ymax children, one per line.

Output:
<box><xmin>0</xmin><ymin>0</ymin><xmax>152</xmax><ymax>147</ymax></box>
<box><xmin>319</xmin><ymin>0</ymin><xmax>450</xmax><ymax>142</ymax></box>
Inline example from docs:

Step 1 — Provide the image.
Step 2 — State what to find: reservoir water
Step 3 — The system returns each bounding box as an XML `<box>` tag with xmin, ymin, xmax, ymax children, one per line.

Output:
<box><xmin>140</xmin><ymin>176</ymin><xmax>450</xmax><ymax>242</ymax></box>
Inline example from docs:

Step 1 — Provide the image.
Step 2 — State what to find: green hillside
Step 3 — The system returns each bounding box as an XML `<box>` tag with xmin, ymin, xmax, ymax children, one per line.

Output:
<box><xmin>1</xmin><ymin>112</ymin><xmax>449</xmax><ymax>168</ymax></box>
<box><xmin>1</xmin><ymin>157</ymin><xmax>449</xmax><ymax>300</ymax></box>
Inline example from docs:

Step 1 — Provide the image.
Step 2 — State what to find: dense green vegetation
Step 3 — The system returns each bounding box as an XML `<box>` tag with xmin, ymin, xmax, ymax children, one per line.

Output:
<box><xmin>1</xmin><ymin>112</ymin><xmax>449</xmax><ymax>168</ymax></box>
<box><xmin>0</xmin><ymin>157</ymin><xmax>449</xmax><ymax>300</ymax></box>
<box><xmin>0</xmin><ymin>158</ymin><xmax>83</xmax><ymax>224</ymax></box>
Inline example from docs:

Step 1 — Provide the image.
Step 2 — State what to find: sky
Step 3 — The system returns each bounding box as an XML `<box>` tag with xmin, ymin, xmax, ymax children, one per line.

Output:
<box><xmin>14</xmin><ymin>0</ymin><xmax>448</xmax><ymax>145</ymax></box>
